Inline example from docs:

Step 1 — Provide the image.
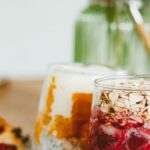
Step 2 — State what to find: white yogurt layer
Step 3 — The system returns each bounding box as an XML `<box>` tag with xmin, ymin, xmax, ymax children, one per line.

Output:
<box><xmin>39</xmin><ymin>64</ymin><xmax>114</xmax><ymax>117</ymax></box>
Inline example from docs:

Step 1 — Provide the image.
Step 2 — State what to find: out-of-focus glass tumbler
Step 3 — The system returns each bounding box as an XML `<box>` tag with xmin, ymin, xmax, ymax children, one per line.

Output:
<box><xmin>74</xmin><ymin>0</ymin><xmax>150</xmax><ymax>74</ymax></box>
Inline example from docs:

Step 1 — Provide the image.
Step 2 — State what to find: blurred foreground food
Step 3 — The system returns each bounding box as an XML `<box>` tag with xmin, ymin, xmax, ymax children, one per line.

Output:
<box><xmin>0</xmin><ymin>117</ymin><xmax>30</xmax><ymax>150</ymax></box>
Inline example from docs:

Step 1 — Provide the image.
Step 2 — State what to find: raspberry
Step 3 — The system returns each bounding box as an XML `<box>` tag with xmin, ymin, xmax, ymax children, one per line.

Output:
<box><xmin>139</xmin><ymin>143</ymin><xmax>150</xmax><ymax>150</ymax></box>
<box><xmin>88</xmin><ymin>128</ymin><xmax>118</xmax><ymax>150</ymax></box>
<box><xmin>0</xmin><ymin>143</ymin><xmax>17</xmax><ymax>150</ymax></box>
<box><xmin>126</xmin><ymin>129</ymin><xmax>149</xmax><ymax>150</ymax></box>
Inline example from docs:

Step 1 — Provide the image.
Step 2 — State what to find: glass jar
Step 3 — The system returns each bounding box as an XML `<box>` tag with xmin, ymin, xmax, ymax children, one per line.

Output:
<box><xmin>88</xmin><ymin>75</ymin><xmax>150</xmax><ymax>150</ymax></box>
<box><xmin>34</xmin><ymin>63</ymin><xmax>114</xmax><ymax>150</ymax></box>
<box><xmin>74</xmin><ymin>0</ymin><xmax>150</xmax><ymax>74</ymax></box>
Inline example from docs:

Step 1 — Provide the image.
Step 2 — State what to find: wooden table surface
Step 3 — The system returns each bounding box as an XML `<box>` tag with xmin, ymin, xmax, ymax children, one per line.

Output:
<box><xmin>0</xmin><ymin>80</ymin><xmax>43</xmax><ymax>136</ymax></box>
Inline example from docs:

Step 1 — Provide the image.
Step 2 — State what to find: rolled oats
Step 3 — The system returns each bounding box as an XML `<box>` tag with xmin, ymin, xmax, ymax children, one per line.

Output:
<box><xmin>99</xmin><ymin>79</ymin><xmax>150</xmax><ymax>125</ymax></box>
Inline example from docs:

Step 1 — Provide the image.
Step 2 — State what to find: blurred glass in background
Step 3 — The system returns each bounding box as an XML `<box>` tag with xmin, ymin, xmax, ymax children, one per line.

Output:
<box><xmin>74</xmin><ymin>0</ymin><xmax>150</xmax><ymax>74</ymax></box>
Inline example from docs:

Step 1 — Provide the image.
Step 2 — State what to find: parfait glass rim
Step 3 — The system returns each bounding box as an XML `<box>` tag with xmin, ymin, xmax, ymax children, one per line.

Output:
<box><xmin>47</xmin><ymin>62</ymin><xmax>115</xmax><ymax>76</ymax></box>
<box><xmin>95</xmin><ymin>75</ymin><xmax>150</xmax><ymax>91</ymax></box>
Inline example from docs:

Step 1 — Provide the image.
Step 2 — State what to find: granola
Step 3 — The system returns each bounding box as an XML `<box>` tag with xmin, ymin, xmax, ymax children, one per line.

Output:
<box><xmin>88</xmin><ymin>78</ymin><xmax>150</xmax><ymax>150</ymax></box>
<box><xmin>98</xmin><ymin>79</ymin><xmax>150</xmax><ymax>125</ymax></box>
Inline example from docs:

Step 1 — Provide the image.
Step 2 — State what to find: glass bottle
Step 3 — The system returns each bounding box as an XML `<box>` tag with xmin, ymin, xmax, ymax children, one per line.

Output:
<box><xmin>74</xmin><ymin>0</ymin><xmax>150</xmax><ymax>74</ymax></box>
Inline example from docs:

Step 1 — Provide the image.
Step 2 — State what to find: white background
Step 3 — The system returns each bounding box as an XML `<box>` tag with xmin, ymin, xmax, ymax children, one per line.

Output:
<box><xmin>0</xmin><ymin>0</ymin><xmax>87</xmax><ymax>79</ymax></box>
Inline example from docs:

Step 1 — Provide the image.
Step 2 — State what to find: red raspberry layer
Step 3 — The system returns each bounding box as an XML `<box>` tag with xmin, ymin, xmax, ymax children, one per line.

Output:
<box><xmin>88</xmin><ymin>107</ymin><xmax>150</xmax><ymax>150</ymax></box>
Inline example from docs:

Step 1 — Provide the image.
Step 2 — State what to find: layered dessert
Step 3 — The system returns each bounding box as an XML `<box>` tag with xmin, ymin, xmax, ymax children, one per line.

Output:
<box><xmin>88</xmin><ymin>77</ymin><xmax>150</xmax><ymax>150</ymax></box>
<box><xmin>34</xmin><ymin>64</ymin><xmax>114</xmax><ymax>150</ymax></box>
<box><xmin>0</xmin><ymin>117</ymin><xmax>30</xmax><ymax>150</ymax></box>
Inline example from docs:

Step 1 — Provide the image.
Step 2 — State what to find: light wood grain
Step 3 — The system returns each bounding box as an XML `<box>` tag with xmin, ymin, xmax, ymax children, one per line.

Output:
<box><xmin>136</xmin><ymin>24</ymin><xmax>150</xmax><ymax>56</ymax></box>
<box><xmin>0</xmin><ymin>80</ymin><xmax>43</xmax><ymax>136</ymax></box>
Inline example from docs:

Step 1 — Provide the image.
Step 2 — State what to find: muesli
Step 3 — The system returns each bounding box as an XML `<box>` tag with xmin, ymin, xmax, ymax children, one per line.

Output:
<box><xmin>88</xmin><ymin>79</ymin><xmax>150</xmax><ymax>150</ymax></box>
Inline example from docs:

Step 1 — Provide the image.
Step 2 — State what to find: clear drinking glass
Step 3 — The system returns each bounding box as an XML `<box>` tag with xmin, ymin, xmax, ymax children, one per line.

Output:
<box><xmin>34</xmin><ymin>63</ymin><xmax>114</xmax><ymax>150</ymax></box>
<box><xmin>88</xmin><ymin>76</ymin><xmax>150</xmax><ymax>150</ymax></box>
